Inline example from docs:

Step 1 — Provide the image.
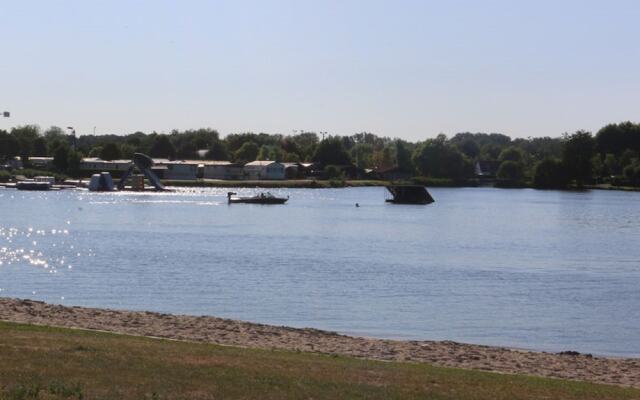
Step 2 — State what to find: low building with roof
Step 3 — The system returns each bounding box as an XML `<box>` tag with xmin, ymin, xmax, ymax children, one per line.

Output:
<box><xmin>154</xmin><ymin>160</ymin><xmax>199</xmax><ymax>180</ymax></box>
<box><xmin>202</xmin><ymin>161</ymin><xmax>244</xmax><ymax>180</ymax></box>
<box><xmin>244</xmin><ymin>160</ymin><xmax>285</xmax><ymax>180</ymax></box>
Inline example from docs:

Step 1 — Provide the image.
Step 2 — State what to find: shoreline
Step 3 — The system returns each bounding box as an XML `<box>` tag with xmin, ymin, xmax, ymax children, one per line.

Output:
<box><xmin>1</xmin><ymin>297</ymin><xmax>638</xmax><ymax>388</ymax></box>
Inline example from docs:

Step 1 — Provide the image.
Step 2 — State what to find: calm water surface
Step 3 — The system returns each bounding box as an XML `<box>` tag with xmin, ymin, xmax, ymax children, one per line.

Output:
<box><xmin>1</xmin><ymin>186</ymin><xmax>639</xmax><ymax>356</ymax></box>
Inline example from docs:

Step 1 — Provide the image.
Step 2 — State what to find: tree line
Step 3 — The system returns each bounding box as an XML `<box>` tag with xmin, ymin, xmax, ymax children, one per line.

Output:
<box><xmin>1</xmin><ymin>122</ymin><xmax>640</xmax><ymax>188</ymax></box>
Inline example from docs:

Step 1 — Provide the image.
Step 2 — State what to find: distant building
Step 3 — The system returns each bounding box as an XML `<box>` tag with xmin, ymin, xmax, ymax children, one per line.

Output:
<box><xmin>244</xmin><ymin>161</ymin><xmax>285</xmax><ymax>180</ymax></box>
<box><xmin>155</xmin><ymin>160</ymin><xmax>199</xmax><ymax>180</ymax></box>
<box><xmin>28</xmin><ymin>157</ymin><xmax>54</xmax><ymax>169</ymax></box>
<box><xmin>202</xmin><ymin>161</ymin><xmax>244</xmax><ymax>180</ymax></box>
<box><xmin>475</xmin><ymin>160</ymin><xmax>501</xmax><ymax>178</ymax></box>
<box><xmin>80</xmin><ymin>158</ymin><xmax>131</xmax><ymax>172</ymax></box>
<box><xmin>6</xmin><ymin>156</ymin><xmax>23</xmax><ymax>169</ymax></box>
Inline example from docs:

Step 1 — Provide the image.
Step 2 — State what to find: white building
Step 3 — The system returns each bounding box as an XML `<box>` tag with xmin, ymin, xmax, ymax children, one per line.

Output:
<box><xmin>155</xmin><ymin>160</ymin><xmax>199</xmax><ymax>180</ymax></box>
<box><xmin>28</xmin><ymin>157</ymin><xmax>54</xmax><ymax>169</ymax></box>
<box><xmin>244</xmin><ymin>161</ymin><xmax>285</xmax><ymax>180</ymax></box>
<box><xmin>202</xmin><ymin>161</ymin><xmax>244</xmax><ymax>180</ymax></box>
<box><xmin>80</xmin><ymin>158</ymin><xmax>131</xmax><ymax>172</ymax></box>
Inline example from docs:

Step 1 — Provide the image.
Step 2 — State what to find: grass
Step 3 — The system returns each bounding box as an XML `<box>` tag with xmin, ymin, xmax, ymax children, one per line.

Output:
<box><xmin>0</xmin><ymin>322</ymin><xmax>639</xmax><ymax>399</ymax></box>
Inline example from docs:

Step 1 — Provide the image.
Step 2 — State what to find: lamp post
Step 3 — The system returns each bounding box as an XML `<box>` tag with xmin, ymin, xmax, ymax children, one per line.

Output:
<box><xmin>66</xmin><ymin>126</ymin><xmax>76</xmax><ymax>151</ymax></box>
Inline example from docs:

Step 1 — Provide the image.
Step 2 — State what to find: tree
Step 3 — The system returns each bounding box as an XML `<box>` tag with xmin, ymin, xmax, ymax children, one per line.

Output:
<box><xmin>497</xmin><ymin>160</ymin><xmax>524</xmax><ymax>182</ymax></box>
<box><xmin>149</xmin><ymin>135</ymin><xmax>176</xmax><ymax>159</ymax></box>
<box><xmin>207</xmin><ymin>140</ymin><xmax>230</xmax><ymax>161</ymax></box>
<box><xmin>176</xmin><ymin>141</ymin><xmax>197</xmax><ymax>159</ymax></box>
<box><xmin>88</xmin><ymin>146</ymin><xmax>103</xmax><ymax>158</ymax></box>
<box><xmin>119</xmin><ymin>143</ymin><xmax>136</xmax><ymax>160</ymax></box>
<box><xmin>0</xmin><ymin>130</ymin><xmax>20</xmax><ymax>161</ymax></box>
<box><xmin>11</xmin><ymin>125</ymin><xmax>40</xmax><ymax>160</ymax></box>
<box><xmin>533</xmin><ymin>158</ymin><xmax>568</xmax><ymax>189</ymax></box>
<box><xmin>603</xmin><ymin>153</ymin><xmax>619</xmax><ymax>176</ymax></box>
<box><xmin>52</xmin><ymin>145</ymin><xmax>70</xmax><ymax>171</ymax></box>
<box><xmin>352</xmin><ymin>143</ymin><xmax>373</xmax><ymax>168</ymax></box>
<box><xmin>458</xmin><ymin>139</ymin><xmax>480</xmax><ymax>159</ymax></box>
<box><xmin>312</xmin><ymin>137</ymin><xmax>352</xmax><ymax>166</ymax></box>
<box><xmin>498</xmin><ymin>146</ymin><xmax>524</xmax><ymax>163</ymax></box>
<box><xmin>396</xmin><ymin>140</ymin><xmax>413</xmax><ymax>173</ymax></box>
<box><xmin>234</xmin><ymin>142</ymin><xmax>259</xmax><ymax>163</ymax></box>
<box><xmin>67</xmin><ymin>150</ymin><xmax>83</xmax><ymax>176</ymax></box>
<box><xmin>563</xmin><ymin>131</ymin><xmax>595</xmax><ymax>186</ymax></box>
<box><xmin>412</xmin><ymin>135</ymin><xmax>471</xmax><ymax>179</ymax></box>
<box><xmin>32</xmin><ymin>137</ymin><xmax>48</xmax><ymax>156</ymax></box>
<box><xmin>100</xmin><ymin>142</ymin><xmax>122</xmax><ymax>161</ymax></box>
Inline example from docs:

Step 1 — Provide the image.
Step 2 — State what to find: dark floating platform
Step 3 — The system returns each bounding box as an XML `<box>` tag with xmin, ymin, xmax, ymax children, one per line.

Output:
<box><xmin>386</xmin><ymin>185</ymin><xmax>435</xmax><ymax>204</ymax></box>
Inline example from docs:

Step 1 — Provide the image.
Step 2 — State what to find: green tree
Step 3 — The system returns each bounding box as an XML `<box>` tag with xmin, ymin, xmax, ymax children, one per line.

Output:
<box><xmin>32</xmin><ymin>137</ymin><xmax>48</xmax><ymax>156</ymax></box>
<box><xmin>11</xmin><ymin>125</ymin><xmax>40</xmax><ymax>160</ymax></box>
<box><xmin>312</xmin><ymin>137</ymin><xmax>352</xmax><ymax>166</ymax></box>
<box><xmin>67</xmin><ymin>150</ymin><xmax>83</xmax><ymax>176</ymax></box>
<box><xmin>533</xmin><ymin>158</ymin><xmax>568</xmax><ymax>189</ymax></box>
<box><xmin>497</xmin><ymin>160</ymin><xmax>524</xmax><ymax>182</ymax></box>
<box><xmin>207</xmin><ymin>140</ymin><xmax>230</xmax><ymax>160</ymax></box>
<box><xmin>498</xmin><ymin>146</ymin><xmax>524</xmax><ymax>163</ymax></box>
<box><xmin>149</xmin><ymin>135</ymin><xmax>176</xmax><ymax>159</ymax></box>
<box><xmin>100</xmin><ymin>142</ymin><xmax>122</xmax><ymax>161</ymax></box>
<box><xmin>234</xmin><ymin>142</ymin><xmax>259</xmax><ymax>163</ymax></box>
<box><xmin>352</xmin><ymin>143</ymin><xmax>373</xmax><ymax>168</ymax></box>
<box><xmin>604</xmin><ymin>153</ymin><xmax>619</xmax><ymax>176</ymax></box>
<box><xmin>590</xmin><ymin>154</ymin><xmax>604</xmax><ymax>178</ymax></box>
<box><xmin>257</xmin><ymin>145</ymin><xmax>282</xmax><ymax>161</ymax></box>
<box><xmin>0</xmin><ymin>130</ymin><xmax>20</xmax><ymax>161</ymax></box>
<box><xmin>52</xmin><ymin>145</ymin><xmax>70</xmax><ymax>171</ymax></box>
<box><xmin>458</xmin><ymin>139</ymin><xmax>480</xmax><ymax>159</ymax></box>
<box><xmin>176</xmin><ymin>141</ymin><xmax>197</xmax><ymax>159</ymax></box>
<box><xmin>412</xmin><ymin>135</ymin><xmax>471</xmax><ymax>179</ymax></box>
<box><xmin>88</xmin><ymin>146</ymin><xmax>103</xmax><ymax>158</ymax></box>
<box><xmin>119</xmin><ymin>143</ymin><xmax>136</xmax><ymax>160</ymax></box>
<box><xmin>396</xmin><ymin>140</ymin><xmax>413</xmax><ymax>173</ymax></box>
<box><xmin>563</xmin><ymin>131</ymin><xmax>595</xmax><ymax>186</ymax></box>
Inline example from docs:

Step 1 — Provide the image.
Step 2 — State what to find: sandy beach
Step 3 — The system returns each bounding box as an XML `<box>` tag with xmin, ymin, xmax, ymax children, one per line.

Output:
<box><xmin>1</xmin><ymin>297</ymin><xmax>638</xmax><ymax>388</ymax></box>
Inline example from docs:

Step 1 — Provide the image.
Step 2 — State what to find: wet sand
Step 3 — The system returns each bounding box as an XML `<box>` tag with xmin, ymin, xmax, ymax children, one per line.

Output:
<box><xmin>1</xmin><ymin>297</ymin><xmax>639</xmax><ymax>388</ymax></box>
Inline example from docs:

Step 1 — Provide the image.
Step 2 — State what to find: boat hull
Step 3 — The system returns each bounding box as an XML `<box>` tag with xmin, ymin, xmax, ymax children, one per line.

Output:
<box><xmin>228</xmin><ymin>197</ymin><xmax>288</xmax><ymax>204</ymax></box>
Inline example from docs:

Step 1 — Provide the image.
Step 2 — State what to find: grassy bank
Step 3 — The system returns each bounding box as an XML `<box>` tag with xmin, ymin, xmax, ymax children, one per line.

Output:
<box><xmin>0</xmin><ymin>321</ymin><xmax>638</xmax><ymax>400</ymax></box>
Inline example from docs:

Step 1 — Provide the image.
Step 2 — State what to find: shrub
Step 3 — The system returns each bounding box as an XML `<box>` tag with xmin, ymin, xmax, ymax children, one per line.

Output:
<box><xmin>533</xmin><ymin>158</ymin><xmax>568</xmax><ymax>189</ymax></box>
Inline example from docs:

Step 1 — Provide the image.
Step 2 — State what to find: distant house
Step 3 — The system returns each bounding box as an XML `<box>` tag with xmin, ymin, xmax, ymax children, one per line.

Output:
<box><xmin>282</xmin><ymin>162</ymin><xmax>311</xmax><ymax>179</ymax></box>
<box><xmin>475</xmin><ymin>160</ymin><xmax>501</xmax><ymax>178</ymax></box>
<box><xmin>155</xmin><ymin>160</ymin><xmax>198</xmax><ymax>180</ymax></box>
<box><xmin>202</xmin><ymin>161</ymin><xmax>244</xmax><ymax>180</ymax></box>
<box><xmin>28</xmin><ymin>157</ymin><xmax>54</xmax><ymax>169</ymax></box>
<box><xmin>244</xmin><ymin>161</ymin><xmax>285</xmax><ymax>180</ymax></box>
<box><xmin>6</xmin><ymin>156</ymin><xmax>23</xmax><ymax>169</ymax></box>
<box><xmin>80</xmin><ymin>158</ymin><xmax>131</xmax><ymax>173</ymax></box>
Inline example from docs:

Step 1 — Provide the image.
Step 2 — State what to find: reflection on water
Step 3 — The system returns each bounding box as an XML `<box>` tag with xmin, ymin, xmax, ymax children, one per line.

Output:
<box><xmin>0</xmin><ymin>187</ymin><xmax>639</xmax><ymax>356</ymax></box>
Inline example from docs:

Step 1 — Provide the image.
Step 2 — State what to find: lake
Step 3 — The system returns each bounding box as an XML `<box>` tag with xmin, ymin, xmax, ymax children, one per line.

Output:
<box><xmin>1</xmin><ymin>186</ymin><xmax>639</xmax><ymax>356</ymax></box>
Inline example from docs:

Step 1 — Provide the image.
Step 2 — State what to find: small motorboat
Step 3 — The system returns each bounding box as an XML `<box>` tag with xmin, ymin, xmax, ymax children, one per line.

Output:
<box><xmin>227</xmin><ymin>191</ymin><xmax>288</xmax><ymax>204</ymax></box>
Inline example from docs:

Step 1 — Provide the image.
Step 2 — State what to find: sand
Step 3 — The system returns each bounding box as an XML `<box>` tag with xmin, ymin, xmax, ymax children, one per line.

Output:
<box><xmin>1</xmin><ymin>297</ymin><xmax>639</xmax><ymax>388</ymax></box>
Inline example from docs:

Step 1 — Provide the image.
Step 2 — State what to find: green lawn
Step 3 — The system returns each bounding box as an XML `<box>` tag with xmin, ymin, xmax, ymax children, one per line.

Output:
<box><xmin>0</xmin><ymin>321</ymin><xmax>638</xmax><ymax>400</ymax></box>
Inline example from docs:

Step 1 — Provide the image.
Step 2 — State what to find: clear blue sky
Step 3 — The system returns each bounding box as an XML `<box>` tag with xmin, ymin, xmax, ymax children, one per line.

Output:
<box><xmin>1</xmin><ymin>0</ymin><xmax>639</xmax><ymax>140</ymax></box>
